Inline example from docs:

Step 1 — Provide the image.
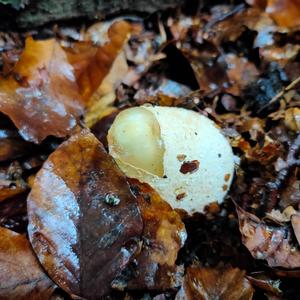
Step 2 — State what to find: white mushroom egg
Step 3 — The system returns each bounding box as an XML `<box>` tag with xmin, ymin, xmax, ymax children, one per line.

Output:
<box><xmin>107</xmin><ymin>105</ymin><xmax>234</xmax><ymax>214</ymax></box>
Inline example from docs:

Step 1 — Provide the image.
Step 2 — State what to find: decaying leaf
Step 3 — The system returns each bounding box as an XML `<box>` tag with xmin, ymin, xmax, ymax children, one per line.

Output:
<box><xmin>247</xmin><ymin>0</ymin><xmax>300</xmax><ymax>27</ymax></box>
<box><xmin>0</xmin><ymin>194</ymin><xmax>27</xmax><ymax>233</ymax></box>
<box><xmin>237</xmin><ymin>206</ymin><xmax>300</xmax><ymax>268</ymax></box>
<box><xmin>0</xmin><ymin>37</ymin><xmax>83</xmax><ymax>143</ymax></box>
<box><xmin>0</xmin><ymin>128</ymin><xmax>35</xmax><ymax>161</ymax></box>
<box><xmin>0</xmin><ymin>226</ymin><xmax>56</xmax><ymax>299</ymax></box>
<box><xmin>284</xmin><ymin>107</ymin><xmax>300</xmax><ymax>132</ymax></box>
<box><xmin>0</xmin><ymin>161</ymin><xmax>27</xmax><ymax>202</ymax></box>
<box><xmin>175</xmin><ymin>265</ymin><xmax>254</xmax><ymax>300</ymax></box>
<box><xmin>247</xmin><ymin>272</ymin><xmax>282</xmax><ymax>296</ymax></box>
<box><xmin>27</xmin><ymin>129</ymin><xmax>143</xmax><ymax>298</ymax></box>
<box><xmin>291</xmin><ymin>214</ymin><xmax>300</xmax><ymax>245</ymax></box>
<box><xmin>115</xmin><ymin>179</ymin><xmax>186</xmax><ymax>291</ymax></box>
<box><xmin>67</xmin><ymin>21</ymin><xmax>137</xmax><ymax>100</ymax></box>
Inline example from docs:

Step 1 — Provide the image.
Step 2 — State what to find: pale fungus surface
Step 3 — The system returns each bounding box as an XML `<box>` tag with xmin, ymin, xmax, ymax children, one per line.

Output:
<box><xmin>108</xmin><ymin>106</ymin><xmax>235</xmax><ymax>214</ymax></box>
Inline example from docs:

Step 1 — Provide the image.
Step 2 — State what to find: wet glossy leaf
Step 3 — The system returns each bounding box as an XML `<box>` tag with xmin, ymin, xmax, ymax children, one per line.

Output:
<box><xmin>237</xmin><ymin>206</ymin><xmax>300</xmax><ymax>268</ymax></box>
<box><xmin>0</xmin><ymin>37</ymin><xmax>83</xmax><ymax>143</ymax></box>
<box><xmin>67</xmin><ymin>21</ymin><xmax>139</xmax><ymax>101</ymax></box>
<box><xmin>117</xmin><ymin>180</ymin><xmax>186</xmax><ymax>290</ymax></box>
<box><xmin>27</xmin><ymin>129</ymin><xmax>143</xmax><ymax>298</ymax></box>
<box><xmin>175</xmin><ymin>265</ymin><xmax>254</xmax><ymax>300</ymax></box>
<box><xmin>0</xmin><ymin>226</ymin><xmax>56</xmax><ymax>299</ymax></box>
<box><xmin>248</xmin><ymin>0</ymin><xmax>300</xmax><ymax>27</ymax></box>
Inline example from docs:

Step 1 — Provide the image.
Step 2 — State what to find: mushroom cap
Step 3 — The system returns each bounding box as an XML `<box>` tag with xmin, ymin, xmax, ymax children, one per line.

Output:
<box><xmin>108</xmin><ymin>105</ymin><xmax>235</xmax><ymax>214</ymax></box>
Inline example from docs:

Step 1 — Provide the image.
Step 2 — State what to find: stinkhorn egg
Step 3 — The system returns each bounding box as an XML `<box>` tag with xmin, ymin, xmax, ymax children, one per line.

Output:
<box><xmin>107</xmin><ymin>105</ymin><xmax>234</xmax><ymax>214</ymax></box>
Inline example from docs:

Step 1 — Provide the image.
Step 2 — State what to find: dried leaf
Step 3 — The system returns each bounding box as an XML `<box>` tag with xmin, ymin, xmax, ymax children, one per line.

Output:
<box><xmin>0</xmin><ymin>37</ymin><xmax>83</xmax><ymax>143</ymax></box>
<box><xmin>224</xmin><ymin>54</ymin><xmax>259</xmax><ymax>96</ymax></box>
<box><xmin>27</xmin><ymin>129</ymin><xmax>143</xmax><ymax>298</ymax></box>
<box><xmin>0</xmin><ymin>194</ymin><xmax>27</xmax><ymax>233</ymax></box>
<box><xmin>0</xmin><ymin>226</ymin><xmax>56</xmax><ymax>299</ymax></box>
<box><xmin>0</xmin><ymin>162</ymin><xmax>27</xmax><ymax>202</ymax></box>
<box><xmin>266</xmin><ymin>0</ymin><xmax>300</xmax><ymax>28</ymax></box>
<box><xmin>284</xmin><ymin>107</ymin><xmax>300</xmax><ymax>132</ymax></box>
<box><xmin>291</xmin><ymin>214</ymin><xmax>300</xmax><ymax>245</ymax></box>
<box><xmin>237</xmin><ymin>206</ymin><xmax>300</xmax><ymax>268</ymax></box>
<box><xmin>119</xmin><ymin>180</ymin><xmax>186</xmax><ymax>290</ymax></box>
<box><xmin>247</xmin><ymin>272</ymin><xmax>282</xmax><ymax>296</ymax></box>
<box><xmin>175</xmin><ymin>265</ymin><xmax>254</xmax><ymax>300</ymax></box>
<box><xmin>67</xmin><ymin>21</ymin><xmax>138</xmax><ymax>101</ymax></box>
<box><xmin>84</xmin><ymin>51</ymin><xmax>127</xmax><ymax>128</ymax></box>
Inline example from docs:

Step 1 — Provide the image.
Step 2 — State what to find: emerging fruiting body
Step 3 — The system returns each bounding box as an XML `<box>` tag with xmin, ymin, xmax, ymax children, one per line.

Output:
<box><xmin>108</xmin><ymin>105</ymin><xmax>234</xmax><ymax>214</ymax></box>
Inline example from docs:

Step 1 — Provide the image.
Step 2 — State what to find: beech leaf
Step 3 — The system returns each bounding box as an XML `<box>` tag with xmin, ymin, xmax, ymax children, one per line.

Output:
<box><xmin>27</xmin><ymin>129</ymin><xmax>143</xmax><ymax>299</ymax></box>
<box><xmin>0</xmin><ymin>37</ymin><xmax>83</xmax><ymax>143</ymax></box>
<box><xmin>237</xmin><ymin>206</ymin><xmax>300</xmax><ymax>268</ymax></box>
<box><xmin>0</xmin><ymin>226</ymin><xmax>56</xmax><ymax>300</ymax></box>
<box><xmin>175</xmin><ymin>265</ymin><xmax>254</xmax><ymax>300</ymax></box>
<box><xmin>119</xmin><ymin>180</ymin><xmax>186</xmax><ymax>290</ymax></box>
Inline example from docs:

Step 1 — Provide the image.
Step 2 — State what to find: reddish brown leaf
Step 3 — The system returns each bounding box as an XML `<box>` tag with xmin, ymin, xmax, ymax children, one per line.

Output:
<box><xmin>224</xmin><ymin>54</ymin><xmax>259</xmax><ymax>96</ymax></box>
<box><xmin>0</xmin><ymin>37</ymin><xmax>83</xmax><ymax>143</ymax></box>
<box><xmin>291</xmin><ymin>214</ymin><xmax>300</xmax><ymax>245</ymax></box>
<box><xmin>27</xmin><ymin>129</ymin><xmax>143</xmax><ymax>298</ymax></box>
<box><xmin>0</xmin><ymin>194</ymin><xmax>28</xmax><ymax>233</ymax></box>
<box><xmin>0</xmin><ymin>226</ymin><xmax>56</xmax><ymax>300</ymax></box>
<box><xmin>67</xmin><ymin>21</ymin><xmax>139</xmax><ymax>101</ymax></box>
<box><xmin>248</xmin><ymin>0</ymin><xmax>300</xmax><ymax>27</ymax></box>
<box><xmin>122</xmin><ymin>180</ymin><xmax>186</xmax><ymax>290</ymax></box>
<box><xmin>246</xmin><ymin>272</ymin><xmax>282</xmax><ymax>296</ymax></box>
<box><xmin>237</xmin><ymin>206</ymin><xmax>300</xmax><ymax>268</ymax></box>
<box><xmin>0</xmin><ymin>162</ymin><xmax>27</xmax><ymax>202</ymax></box>
<box><xmin>175</xmin><ymin>265</ymin><xmax>254</xmax><ymax>300</ymax></box>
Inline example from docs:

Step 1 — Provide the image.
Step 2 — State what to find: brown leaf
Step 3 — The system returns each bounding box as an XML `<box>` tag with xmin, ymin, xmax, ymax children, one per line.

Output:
<box><xmin>0</xmin><ymin>226</ymin><xmax>56</xmax><ymax>300</ymax></box>
<box><xmin>27</xmin><ymin>129</ymin><xmax>143</xmax><ymax>298</ymax></box>
<box><xmin>121</xmin><ymin>180</ymin><xmax>186</xmax><ymax>290</ymax></box>
<box><xmin>291</xmin><ymin>214</ymin><xmax>300</xmax><ymax>245</ymax></box>
<box><xmin>237</xmin><ymin>206</ymin><xmax>300</xmax><ymax>268</ymax></box>
<box><xmin>0</xmin><ymin>37</ymin><xmax>83</xmax><ymax>143</ymax></box>
<box><xmin>67</xmin><ymin>21</ymin><xmax>138</xmax><ymax>101</ymax></box>
<box><xmin>175</xmin><ymin>265</ymin><xmax>254</xmax><ymax>300</ymax></box>
<box><xmin>224</xmin><ymin>54</ymin><xmax>259</xmax><ymax>96</ymax></box>
<box><xmin>0</xmin><ymin>162</ymin><xmax>27</xmax><ymax>202</ymax></box>
<box><xmin>0</xmin><ymin>128</ymin><xmax>35</xmax><ymax>161</ymax></box>
<box><xmin>262</xmin><ymin>0</ymin><xmax>300</xmax><ymax>27</ymax></box>
<box><xmin>0</xmin><ymin>194</ymin><xmax>27</xmax><ymax>233</ymax></box>
<box><xmin>247</xmin><ymin>272</ymin><xmax>282</xmax><ymax>296</ymax></box>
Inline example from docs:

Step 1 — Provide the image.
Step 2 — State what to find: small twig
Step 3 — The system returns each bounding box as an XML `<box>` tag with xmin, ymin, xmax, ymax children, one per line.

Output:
<box><xmin>259</xmin><ymin>75</ymin><xmax>300</xmax><ymax>112</ymax></box>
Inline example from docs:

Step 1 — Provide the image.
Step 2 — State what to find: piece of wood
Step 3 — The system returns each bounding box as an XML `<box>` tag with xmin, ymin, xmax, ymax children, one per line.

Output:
<box><xmin>0</xmin><ymin>0</ymin><xmax>183</xmax><ymax>29</ymax></box>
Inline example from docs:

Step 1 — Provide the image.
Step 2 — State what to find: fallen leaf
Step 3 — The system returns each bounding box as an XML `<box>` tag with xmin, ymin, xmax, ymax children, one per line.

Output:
<box><xmin>284</xmin><ymin>107</ymin><xmax>300</xmax><ymax>132</ymax></box>
<box><xmin>237</xmin><ymin>206</ymin><xmax>300</xmax><ymax>268</ymax></box>
<box><xmin>224</xmin><ymin>54</ymin><xmax>259</xmax><ymax>96</ymax></box>
<box><xmin>84</xmin><ymin>51</ymin><xmax>127</xmax><ymax>128</ymax></box>
<box><xmin>0</xmin><ymin>37</ymin><xmax>83</xmax><ymax>143</ymax></box>
<box><xmin>0</xmin><ymin>226</ymin><xmax>56</xmax><ymax>299</ymax></box>
<box><xmin>116</xmin><ymin>179</ymin><xmax>186</xmax><ymax>290</ymax></box>
<box><xmin>0</xmin><ymin>128</ymin><xmax>35</xmax><ymax>161</ymax></box>
<box><xmin>0</xmin><ymin>194</ymin><xmax>27</xmax><ymax>233</ymax></box>
<box><xmin>0</xmin><ymin>161</ymin><xmax>27</xmax><ymax>202</ymax></box>
<box><xmin>27</xmin><ymin>129</ymin><xmax>143</xmax><ymax>298</ymax></box>
<box><xmin>175</xmin><ymin>265</ymin><xmax>254</xmax><ymax>300</ymax></box>
<box><xmin>291</xmin><ymin>214</ymin><xmax>300</xmax><ymax>245</ymax></box>
<box><xmin>67</xmin><ymin>20</ymin><xmax>138</xmax><ymax>101</ymax></box>
<box><xmin>247</xmin><ymin>272</ymin><xmax>282</xmax><ymax>296</ymax></box>
<box><xmin>66</xmin><ymin>21</ymin><xmax>140</xmax><ymax>127</ymax></box>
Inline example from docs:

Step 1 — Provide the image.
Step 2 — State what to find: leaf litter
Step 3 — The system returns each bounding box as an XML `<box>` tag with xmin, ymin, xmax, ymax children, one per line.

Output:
<box><xmin>0</xmin><ymin>1</ymin><xmax>300</xmax><ymax>299</ymax></box>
